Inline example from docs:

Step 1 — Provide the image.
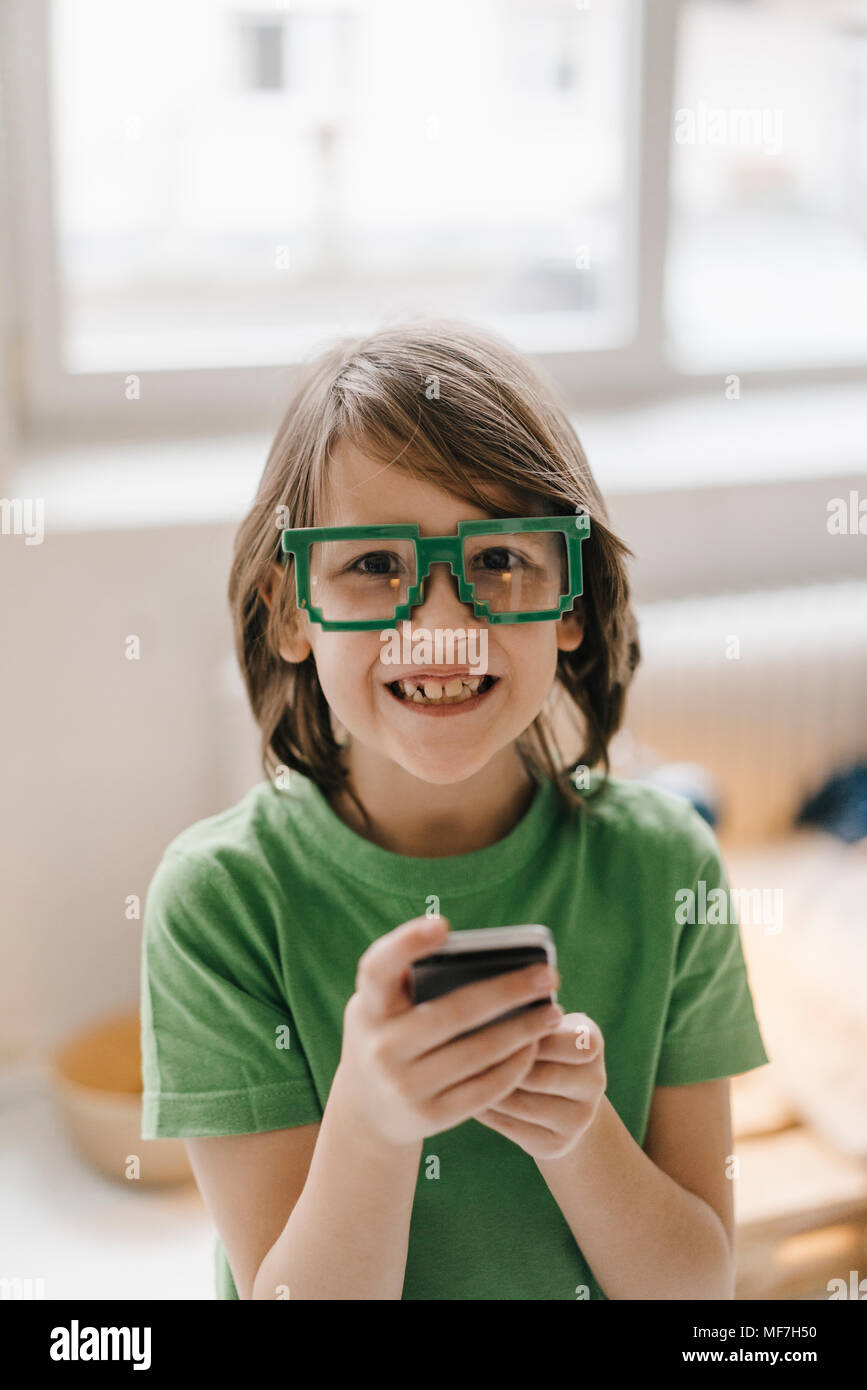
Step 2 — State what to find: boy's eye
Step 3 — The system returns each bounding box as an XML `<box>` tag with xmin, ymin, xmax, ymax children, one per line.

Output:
<box><xmin>473</xmin><ymin>546</ymin><xmax>534</xmax><ymax>572</ymax></box>
<box><xmin>347</xmin><ymin>550</ymin><xmax>405</xmax><ymax>577</ymax></box>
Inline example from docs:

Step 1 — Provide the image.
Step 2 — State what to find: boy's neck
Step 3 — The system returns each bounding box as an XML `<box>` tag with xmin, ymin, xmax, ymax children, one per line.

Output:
<box><xmin>328</xmin><ymin>744</ymin><xmax>538</xmax><ymax>857</ymax></box>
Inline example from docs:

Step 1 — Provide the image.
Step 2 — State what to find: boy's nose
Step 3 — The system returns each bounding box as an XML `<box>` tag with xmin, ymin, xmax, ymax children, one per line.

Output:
<box><xmin>414</xmin><ymin>560</ymin><xmax>477</xmax><ymax>627</ymax></box>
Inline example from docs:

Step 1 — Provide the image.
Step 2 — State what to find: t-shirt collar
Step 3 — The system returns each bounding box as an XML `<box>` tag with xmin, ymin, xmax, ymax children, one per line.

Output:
<box><xmin>283</xmin><ymin>770</ymin><xmax>561</xmax><ymax>896</ymax></box>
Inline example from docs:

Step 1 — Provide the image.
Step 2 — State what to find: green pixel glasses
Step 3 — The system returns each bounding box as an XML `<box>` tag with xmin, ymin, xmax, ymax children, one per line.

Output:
<box><xmin>279</xmin><ymin>513</ymin><xmax>590</xmax><ymax>630</ymax></box>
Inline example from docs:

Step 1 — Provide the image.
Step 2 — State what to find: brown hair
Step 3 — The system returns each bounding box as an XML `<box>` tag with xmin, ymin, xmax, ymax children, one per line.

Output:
<box><xmin>228</xmin><ymin>318</ymin><xmax>640</xmax><ymax>826</ymax></box>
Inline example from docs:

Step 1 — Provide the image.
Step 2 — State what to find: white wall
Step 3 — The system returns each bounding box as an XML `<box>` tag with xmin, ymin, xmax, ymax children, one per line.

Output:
<box><xmin>0</xmin><ymin>522</ymin><xmax>260</xmax><ymax>1065</ymax></box>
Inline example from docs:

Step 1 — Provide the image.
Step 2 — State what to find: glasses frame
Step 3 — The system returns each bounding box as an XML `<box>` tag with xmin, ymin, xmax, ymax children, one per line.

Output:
<box><xmin>279</xmin><ymin>513</ymin><xmax>590</xmax><ymax>630</ymax></box>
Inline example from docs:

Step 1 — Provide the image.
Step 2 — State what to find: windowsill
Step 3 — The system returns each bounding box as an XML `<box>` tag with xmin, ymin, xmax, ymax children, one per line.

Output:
<box><xmin>10</xmin><ymin>381</ymin><xmax>866</xmax><ymax>533</ymax></box>
<box><xmin>576</xmin><ymin>380</ymin><xmax>867</xmax><ymax>495</ymax></box>
<box><xmin>64</xmin><ymin>307</ymin><xmax>630</xmax><ymax>374</ymax></box>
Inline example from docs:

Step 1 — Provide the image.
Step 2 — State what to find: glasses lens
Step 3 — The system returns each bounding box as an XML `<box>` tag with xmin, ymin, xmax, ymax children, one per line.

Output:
<box><xmin>462</xmin><ymin>529</ymin><xmax>568</xmax><ymax>614</ymax></box>
<box><xmin>307</xmin><ymin>538</ymin><xmax>417</xmax><ymax>622</ymax></box>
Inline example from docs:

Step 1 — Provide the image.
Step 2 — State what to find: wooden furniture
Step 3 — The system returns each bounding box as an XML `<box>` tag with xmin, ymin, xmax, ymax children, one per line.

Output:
<box><xmin>732</xmin><ymin>1068</ymin><xmax>867</xmax><ymax>1300</ymax></box>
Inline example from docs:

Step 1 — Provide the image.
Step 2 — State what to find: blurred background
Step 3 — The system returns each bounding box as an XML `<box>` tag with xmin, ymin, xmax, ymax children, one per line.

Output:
<box><xmin>0</xmin><ymin>0</ymin><xmax>865</xmax><ymax>1301</ymax></box>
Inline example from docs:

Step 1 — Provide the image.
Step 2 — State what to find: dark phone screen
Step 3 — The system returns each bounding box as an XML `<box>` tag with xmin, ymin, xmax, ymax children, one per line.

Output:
<box><xmin>409</xmin><ymin>944</ymin><xmax>551</xmax><ymax>1036</ymax></box>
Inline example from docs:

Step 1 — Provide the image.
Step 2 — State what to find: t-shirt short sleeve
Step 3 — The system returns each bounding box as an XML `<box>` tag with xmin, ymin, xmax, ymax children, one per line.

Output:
<box><xmin>140</xmin><ymin>846</ymin><xmax>323</xmax><ymax>1139</ymax></box>
<box><xmin>655</xmin><ymin>830</ymin><xmax>770</xmax><ymax>1087</ymax></box>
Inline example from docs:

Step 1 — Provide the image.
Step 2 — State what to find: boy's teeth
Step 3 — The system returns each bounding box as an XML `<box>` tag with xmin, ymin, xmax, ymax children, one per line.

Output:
<box><xmin>396</xmin><ymin>676</ymin><xmax>488</xmax><ymax>704</ymax></box>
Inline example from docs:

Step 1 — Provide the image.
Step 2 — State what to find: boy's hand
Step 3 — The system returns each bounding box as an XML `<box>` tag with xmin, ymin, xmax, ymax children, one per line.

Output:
<box><xmin>472</xmin><ymin>1013</ymin><xmax>606</xmax><ymax>1161</ymax></box>
<box><xmin>336</xmin><ymin>915</ymin><xmax>564</xmax><ymax>1148</ymax></box>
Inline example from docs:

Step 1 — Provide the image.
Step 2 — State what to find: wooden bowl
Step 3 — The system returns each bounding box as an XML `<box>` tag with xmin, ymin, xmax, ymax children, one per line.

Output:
<box><xmin>51</xmin><ymin>1010</ymin><xmax>193</xmax><ymax>1186</ymax></box>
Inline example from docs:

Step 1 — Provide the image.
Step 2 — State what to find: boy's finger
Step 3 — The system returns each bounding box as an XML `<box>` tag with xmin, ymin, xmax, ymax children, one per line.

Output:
<box><xmin>536</xmin><ymin>1012</ymin><xmax>602</xmax><ymax>1062</ymax></box>
<box><xmin>356</xmin><ymin>915</ymin><xmax>449</xmax><ymax>1018</ymax></box>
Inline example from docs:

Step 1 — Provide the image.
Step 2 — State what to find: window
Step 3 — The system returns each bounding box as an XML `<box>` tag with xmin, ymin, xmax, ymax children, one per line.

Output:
<box><xmin>4</xmin><ymin>0</ymin><xmax>863</xmax><ymax>436</ymax></box>
<box><xmin>666</xmin><ymin>0</ymin><xmax>867</xmax><ymax>370</ymax></box>
<box><xmin>47</xmin><ymin>0</ymin><xmax>632</xmax><ymax>375</ymax></box>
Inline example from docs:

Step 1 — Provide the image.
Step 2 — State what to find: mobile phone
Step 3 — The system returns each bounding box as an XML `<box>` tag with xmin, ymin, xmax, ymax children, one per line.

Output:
<box><xmin>409</xmin><ymin>924</ymin><xmax>557</xmax><ymax>1037</ymax></box>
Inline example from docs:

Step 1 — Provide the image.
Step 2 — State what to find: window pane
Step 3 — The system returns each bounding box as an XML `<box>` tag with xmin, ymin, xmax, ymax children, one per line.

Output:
<box><xmin>51</xmin><ymin>0</ymin><xmax>632</xmax><ymax>372</ymax></box>
<box><xmin>666</xmin><ymin>0</ymin><xmax>867</xmax><ymax>370</ymax></box>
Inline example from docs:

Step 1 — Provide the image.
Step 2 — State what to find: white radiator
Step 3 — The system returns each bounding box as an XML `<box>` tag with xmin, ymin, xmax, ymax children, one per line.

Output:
<box><xmin>619</xmin><ymin>580</ymin><xmax>867</xmax><ymax>842</ymax></box>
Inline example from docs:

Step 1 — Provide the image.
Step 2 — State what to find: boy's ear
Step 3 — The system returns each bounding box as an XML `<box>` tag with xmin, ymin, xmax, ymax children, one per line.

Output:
<box><xmin>259</xmin><ymin>561</ymin><xmax>286</xmax><ymax>612</ymax></box>
<box><xmin>555</xmin><ymin>600</ymin><xmax>584</xmax><ymax>654</ymax></box>
<box><xmin>259</xmin><ymin>561</ymin><xmax>312</xmax><ymax>664</ymax></box>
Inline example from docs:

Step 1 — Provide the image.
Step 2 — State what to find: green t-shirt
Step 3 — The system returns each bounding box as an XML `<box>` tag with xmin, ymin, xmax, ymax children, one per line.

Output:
<box><xmin>140</xmin><ymin>770</ymin><xmax>768</xmax><ymax>1301</ymax></box>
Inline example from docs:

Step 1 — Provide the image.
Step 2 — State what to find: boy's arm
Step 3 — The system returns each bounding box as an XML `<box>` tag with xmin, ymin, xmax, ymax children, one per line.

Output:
<box><xmin>254</xmin><ymin>1063</ymin><xmax>423</xmax><ymax>1300</ymax></box>
<box><xmin>535</xmin><ymin>1079</ymin><xmax>735</xmax><ymax>1300</ymax></box>
<box><xmin>186</xmin><ymin>1063</ymin><xmax>422</xmax><ymax>1300</ymax></box>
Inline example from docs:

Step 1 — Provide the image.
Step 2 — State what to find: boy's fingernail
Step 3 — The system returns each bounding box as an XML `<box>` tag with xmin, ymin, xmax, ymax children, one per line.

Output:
<box><xmin>422</xmin><ymin>916</ymin><xmax>446</xmax><ymax>933</ymax></box>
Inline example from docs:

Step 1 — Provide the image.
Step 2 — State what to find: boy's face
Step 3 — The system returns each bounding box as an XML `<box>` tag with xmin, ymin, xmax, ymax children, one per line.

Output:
<box><xmin>269</xmin><ymin>439</ymin><xmax>584</xmax><ymax>787</ymax></box>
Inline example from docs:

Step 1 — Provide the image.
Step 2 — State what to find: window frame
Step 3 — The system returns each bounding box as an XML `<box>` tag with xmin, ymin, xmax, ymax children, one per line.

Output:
<box><xmin>2</xmin><ymin>0</ymin><xmax>865</xmax><ymax>445</ymax></box>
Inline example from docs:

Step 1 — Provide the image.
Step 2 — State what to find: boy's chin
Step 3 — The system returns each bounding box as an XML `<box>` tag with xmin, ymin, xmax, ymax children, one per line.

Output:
<box><xmin>390</xmin><ymin>751</ymin><xmax>494</xmax><ymax>787</ymax></box>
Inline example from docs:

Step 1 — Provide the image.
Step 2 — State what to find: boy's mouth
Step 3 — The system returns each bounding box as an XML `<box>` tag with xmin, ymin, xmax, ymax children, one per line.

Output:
<box><xmin>386</xmin><ymin>673</ymin><xmax>498</xmax><ymax>706</ymax></box>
